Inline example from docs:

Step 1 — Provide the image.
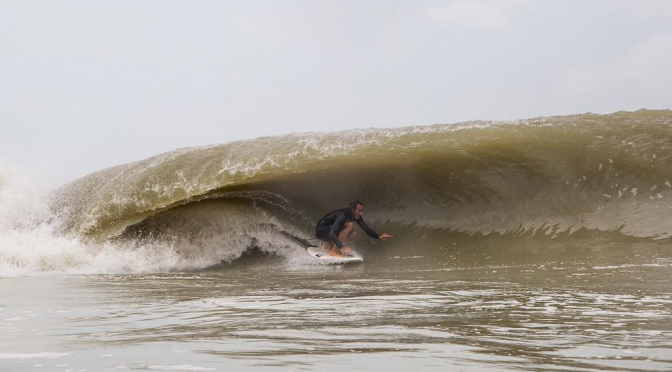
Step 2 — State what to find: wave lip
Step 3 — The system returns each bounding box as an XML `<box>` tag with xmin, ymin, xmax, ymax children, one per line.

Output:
<box><xmin>53</xmin><ymin>110</ymin><xmax>672</xmax><ymax>242</ymax></box>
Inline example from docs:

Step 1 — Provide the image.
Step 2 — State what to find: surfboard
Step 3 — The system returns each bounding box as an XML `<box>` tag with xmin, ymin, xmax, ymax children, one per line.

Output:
<box><xmin>306</xmin><ymin>247</ymin><xmax>363</xmax><ymax>264</ymax></box>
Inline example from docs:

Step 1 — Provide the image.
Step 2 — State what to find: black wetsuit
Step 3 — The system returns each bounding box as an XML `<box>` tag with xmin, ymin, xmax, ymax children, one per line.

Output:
<box><xmin>315</xmin><ymin>208</ymin><xmax>380</xmax><ymax>249</ymax></box>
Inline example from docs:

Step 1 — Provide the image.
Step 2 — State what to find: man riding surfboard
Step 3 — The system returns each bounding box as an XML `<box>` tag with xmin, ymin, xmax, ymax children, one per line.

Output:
<box><xmin>315</xmin><ymin>200</ymin><xmax>393</xmax><ymax>257</ymax></box>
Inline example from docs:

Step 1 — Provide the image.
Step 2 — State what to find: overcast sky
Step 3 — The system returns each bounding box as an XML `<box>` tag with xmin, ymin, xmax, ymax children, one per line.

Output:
<box><xmin>2</xmin><ymin>0</ymin><xmax>672</xmax><ymax>188</ymax></box>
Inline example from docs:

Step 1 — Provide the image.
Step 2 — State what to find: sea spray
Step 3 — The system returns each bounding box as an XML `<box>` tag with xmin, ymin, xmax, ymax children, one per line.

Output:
<box><xmin>0</xmin><ymin>163</ymin><xmax>294</xmax><ymax>276</ymax></box>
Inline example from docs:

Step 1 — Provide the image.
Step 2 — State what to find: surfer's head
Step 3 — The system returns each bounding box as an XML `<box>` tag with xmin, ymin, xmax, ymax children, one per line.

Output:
<box><xmin>349</xmin><ymin>200</ymin><xmax>364</xmax><ymax>220</ymax></box>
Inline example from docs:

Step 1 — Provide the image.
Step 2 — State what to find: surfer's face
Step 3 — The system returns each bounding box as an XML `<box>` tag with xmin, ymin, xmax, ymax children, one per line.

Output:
<box><xmin>352</xmin><ymin>204</ymin><xmax>364</xmax><ymax>220</ymax></box>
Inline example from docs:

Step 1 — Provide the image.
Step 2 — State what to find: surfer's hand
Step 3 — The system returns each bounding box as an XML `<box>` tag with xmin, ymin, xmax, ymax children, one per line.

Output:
<box><xmin>379</xmin><ymin>233</ymin><xmax>393</xmax><ymax>241</ymax></box>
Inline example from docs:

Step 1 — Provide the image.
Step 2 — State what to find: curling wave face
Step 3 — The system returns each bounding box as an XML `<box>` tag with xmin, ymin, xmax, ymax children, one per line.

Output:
<box><xmin>3</xmin><ymin>110</ymin><xmax>672</xmax><ymax>275</ymax></box>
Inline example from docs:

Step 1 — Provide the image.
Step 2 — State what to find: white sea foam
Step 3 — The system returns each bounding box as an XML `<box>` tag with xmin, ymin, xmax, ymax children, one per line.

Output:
<box><xmin>0</xmin><ymin>164</ymin><xmax>180</xmax><ymax>276</ymax></box>
<box><xmin>0</xmin><ymin>162</ymin><xmax>304</xmax><ymax>277</ymax></box>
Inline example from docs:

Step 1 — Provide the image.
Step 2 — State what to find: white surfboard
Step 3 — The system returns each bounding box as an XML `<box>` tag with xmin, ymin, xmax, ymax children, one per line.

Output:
<box><xmin>306</xmin><ymin>247</ymin><xmax>363</xmax><ymax>264</ymax></box>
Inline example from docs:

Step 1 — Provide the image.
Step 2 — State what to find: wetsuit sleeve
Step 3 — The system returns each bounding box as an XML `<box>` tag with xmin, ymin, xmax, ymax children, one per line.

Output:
<box><xmin>328</xmin><ymin>213</ymin><xmax>347</xmax><ymax>249</ymax></box>
<box><xmin>357</xmin><ymin>217</ymin><xmax>380</xmax><ymax>239</ymax></box>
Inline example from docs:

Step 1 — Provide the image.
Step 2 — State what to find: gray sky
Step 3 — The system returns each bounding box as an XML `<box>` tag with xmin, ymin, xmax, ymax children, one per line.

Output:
<box><xmin>2</xmin><ymin>0</ymin><xmax>671</xmax><ymax>188</ymax></box>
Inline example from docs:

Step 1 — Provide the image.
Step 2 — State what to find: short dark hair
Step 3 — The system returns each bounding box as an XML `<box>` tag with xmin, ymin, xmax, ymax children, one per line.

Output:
<box><xmin>349</xmin><ymin>200</ymin><xmax>364</xmax><ymax>211</ymax></box>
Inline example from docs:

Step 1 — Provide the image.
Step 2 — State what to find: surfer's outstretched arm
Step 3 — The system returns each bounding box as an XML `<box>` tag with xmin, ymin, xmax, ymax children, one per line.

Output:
<box><xmin>357</xmin><ymin>217</ymin><xmax>393</xmax><ymax>241</ymax></box>
<box><xmin>357</xmin><ymin>217</ymin><xmax>380</xmax><ymax>239</ymax></box>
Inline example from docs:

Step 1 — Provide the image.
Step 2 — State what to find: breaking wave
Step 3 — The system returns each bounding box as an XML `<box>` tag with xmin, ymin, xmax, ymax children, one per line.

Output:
<box><xmin>3</xmin><ymin>110</ymin><xmax>672</xmax><ymax>275</ymax></box>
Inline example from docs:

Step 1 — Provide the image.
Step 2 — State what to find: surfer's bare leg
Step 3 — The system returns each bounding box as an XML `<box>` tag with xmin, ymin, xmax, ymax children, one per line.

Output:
<box><xmin>339</xmin><ymin>222</ymin><xmax>354</xmax><ymax>243</ymax></box>
<box><xmin>330</xmin><ymin>222</ymin><xmax>354</xmax><ymax>257</ymax></box>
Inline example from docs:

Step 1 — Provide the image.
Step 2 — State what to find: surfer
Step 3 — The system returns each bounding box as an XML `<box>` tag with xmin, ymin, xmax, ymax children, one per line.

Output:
<box><xmin>315</xmin><ymin>200</ymin><xmax>393</xmax><ymax>258</ymax></box>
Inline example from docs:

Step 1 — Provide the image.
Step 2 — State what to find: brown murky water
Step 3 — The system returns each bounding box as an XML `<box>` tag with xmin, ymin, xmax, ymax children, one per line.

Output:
<box><xmin>2</xmin><ymin>258</ymin><xmax>671</xmax><ymax>372</ymax></box>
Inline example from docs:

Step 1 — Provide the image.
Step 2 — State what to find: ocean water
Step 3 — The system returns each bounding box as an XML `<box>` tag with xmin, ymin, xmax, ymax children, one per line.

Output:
<box><xmin>1</xmin><ymin>110</ymin><xmax>672</xmax><ymax>371</ymax></box>
<box><xmin>2</xmin><ymin>261</ymin><xmax>671</xmax><ymax>371</ymax></box>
